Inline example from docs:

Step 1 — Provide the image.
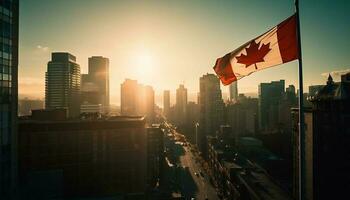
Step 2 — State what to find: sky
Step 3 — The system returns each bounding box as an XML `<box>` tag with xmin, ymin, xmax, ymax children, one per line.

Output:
<box><xmin>19</xmin><ymin>0</ymin><xmax>350</xmax><ymax>105</ymax></box>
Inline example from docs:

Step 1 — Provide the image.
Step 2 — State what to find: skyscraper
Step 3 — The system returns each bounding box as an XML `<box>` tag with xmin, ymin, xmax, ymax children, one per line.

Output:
<box><xmin>199</xmin><ymin>74</ymin><xmax>224</xmax><ymax>152</ymax></box>
<box><xmin>88</xmin><ymin>56</ymin><xmax>109</xmax><ymax>112</ymax></box>
<box><xmin>258</xmin><ymin>80</ymin><xmax>285</xmax><ymax>131</ymax></box>
<box><xmin>121</xmin><ymin>79</ymin><xmax>139</xmax><ymax>116</ymax></box>
<box><xmin>175</xmin><ymin>84</ymin><xmax>187</xmax><ymax>125</ymax></box>
<box><xmin>121</xmin><ymin>79</ymin><xmax>155</xmax><ymax>122</ymax></box>
<box><xmin>229</xmin><ymin>81</ymin><xmax>238</xmax><ymax>102</ymax></box>
<box><xmin>163</xmin><ymin>90</ymin><xmax>170</xmax><ymax>118</ymax></box>
<box><xmin>139</xmin><ymin>84</ymin><xmax>155</xmax><ymax>122</ymax></box>
<box><xmin>0</xmin><ymin>0</ymin><xmax>19</xmax><ymax>197</ymax></box>
<box><xmin>45</xmin><ymin>52</ymin><xmax>81</xmax><ymax>118</ymax></box>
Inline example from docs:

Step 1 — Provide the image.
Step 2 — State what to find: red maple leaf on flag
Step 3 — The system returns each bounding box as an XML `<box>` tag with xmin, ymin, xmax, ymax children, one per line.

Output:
<box><xmin>236</xmin><ymin>40</ymin><xmax>271</xmax><ymax>69</ymax></box>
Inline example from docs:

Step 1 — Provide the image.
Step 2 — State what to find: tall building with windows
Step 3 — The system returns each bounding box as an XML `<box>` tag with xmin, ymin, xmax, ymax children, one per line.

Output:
<box><xmin>121</xmin><ymin>79</ymin><xmax>139</xmax><ymax>116</ymax></box>
<box><xmin>0</xmin><ymin>0</ymin><xmax>19</xmax><ymax>197</ymax></box>
<box><xmin>199</xmin><ymin>74</ymin><xmax>224</xmax><ymax>152</ymax></box>
<box><xmin>87</xmin><ymin>56</ymin><xmax>109</xmax><ymax>112</ymax></box>
<box><xmin>45</xmin><ymin>52</ymin><xmax>81</xmax><ymax>118</ymax></box>
<box><xmin>121</xmin><ymin>79</ymin><xmax>155</xmax><ymax>122</ymax></box>
<box><xmin>229</xmin><ymin>81</ymin><xmax>238</xmax><ymax>102</ymax></box>
<box><xmin>163</xmin><ymin>90</ymin><xmax>170</xmax><ymax>118</ymax></box>
<box><xmin>175</xmin><ymin>84</ymin><xmax>187</xmax><ymax>125</ymax></box>
<box><xmin>258</xmin><ymin>80</ymin><xmax>285</xmax><ymax>131</ymax></box>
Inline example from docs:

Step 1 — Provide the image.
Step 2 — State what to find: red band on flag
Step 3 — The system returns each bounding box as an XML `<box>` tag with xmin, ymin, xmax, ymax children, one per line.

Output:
<box><xmin>277</xmin><ymin>14</ymin><xmax>298</xmax><ymax>63</ymax></box>
<box><xmin>214</xmin><ymin>53</ymin><xmax>237</xmax><ymax>85</ymax></box>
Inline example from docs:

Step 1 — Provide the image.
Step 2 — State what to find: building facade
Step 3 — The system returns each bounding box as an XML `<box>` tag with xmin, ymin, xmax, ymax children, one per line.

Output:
<box><xmin>45</xmin><ymin>52</ymin><xmax>81</xmax><ymax>118</ymax></box>
<box><xmin>87</xmin><ymin>56</ymin><xmax>109</xmax><ymax>113</ymax></box>
<box><xmin>18</xmin><ymin>98</ymin><xmax>44</xmax><ymax>116</ymax></box>
<box><xmin>258</xmin><ymin>80</ymin><xmax>285</xmax><ymax>131</ymax></box>
<box><xmin>0</xmin><ymin>0</ymin><xmax>18</xmax><ymax>197</ymax></box>
<box><xmin>175</xmin><ymin>84</ymin><xmax>187</xmax><ymax>126</ymax></box>
<box><xmin>120</xmin><ymin>79</ymin><xmax>155</xmax><ymax>122</ymax></box>
<box><xmin>199</xmin><ymin>74</ymin><xmax>224</xmax><ymax>152</ymax></box>
<box><xmin>229</xmin><ymin>81</ymin><xmax>238</xmax><ymax>102</ymax></box>
<box><xmin>292</xmin><ymin>73</ymin><xmax>350</xmax><ymax>200</ymax></box>
<box><xmin>163</xmin><ymin>90</ymin><xmax>170</xmax><ymax>119</ymax></box>
<box><xmin>146</xmin><ymin>124</ymin><xmax>164</xmax><ymax>188</ymax></box>
<box><xmin>18</xmin><ymin>116</ymin><xmax>147</xmax><ymax>198</ymax></box>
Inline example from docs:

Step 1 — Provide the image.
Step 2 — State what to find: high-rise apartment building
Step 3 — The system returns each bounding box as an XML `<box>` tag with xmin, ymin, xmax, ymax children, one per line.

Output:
<box><xmin>258</xmin><ymin>80</ymin><xmax>285</xmax><ymax>131</ymax></box>
<box><xmin>175</xmin><ymin>84</ymin><xmax>187</xmax><ymax>125</ymax></box>
<box><xmin>45</xmin><ymin>52</ymin><xmax>81</xmax><ymax>118</ymax></box>
<box><xmin>199</xmin><ymin>74</ymin><xmax>224</xmax><ymax>152</ymax></box>
<box><xmin>121</xmin><ymin>79</ymin><xmax>139</xmax><ymax>116</ymax></box>
<box><xmin>229</xmin><ymin>81</ymin><xmax>238</xmax><ymax>102</ymax></box>
<box><xmin>139</xmin><ymin>84</ymin><xmax>155</xmax><ymax>122</ymax></box>
<box><xmin>87</xmin><ymin>56</ymin><xmax>109</xmax><ymax>112</ymax></box>
<box><xmin>0</xmin><ymin>0</ymin><xmax>18</xmax><ymax>197</ymax></box>
<box><xmin>120</xmin><ymin>79</ymin><xmax>155</xmax><ymax>122</ymax></box>
<box><xmin>163</xmin><ymin>90</ymin><xmax>170</xmax><ymax>118</ymax></box>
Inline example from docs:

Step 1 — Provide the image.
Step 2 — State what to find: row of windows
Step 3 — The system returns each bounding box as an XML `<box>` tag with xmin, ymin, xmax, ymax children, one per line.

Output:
<box><xmin>0</xmin><ymin>36</ymin><xmax>13</xmax><ymax>45</ymax></box>
<box><xmin>0</xmin><ymin>0</ymin><xmax>17</xmax><ymax>11</ymax></box>
<box><xmin>0</xmin><ymin>65</ymin><xmax>11</xmax><ymax>74</ymax></box>
<box><xmin>0</xmin><ymin>87</ymin><xmax>12</xmax><ymax>103</ymax></box>
<box><xmin>0</xmin><ymin>21</ymin><xmax>12</xmax><ymax>38</ymax></box>
<box><xmin>0</xmin><ymin>73</ymin><xmax>11</xmax><ymax>81</ymax></box>
<box><xmin>0</xmin><ymin>58</ymin><xmax>12</xmax><ymax>66</ymax></box>
<box><xmin>0</xmin><ymin>13</ymin><xmax>13</xmax><ymax>24</ymax></box>
<box><xmin>0</xmin><ymin>5</ymin><xmax>13</xmax><ymax>16</ymax></box>
<box><xmin>0</xmin><ymin>43</ymin><xmax>11</xmax><ymax>53</ymax></box>
<box><xmin>0</xmin><ymin>51</ymin><xmax>11</xmax><ymax>59</ymax></box>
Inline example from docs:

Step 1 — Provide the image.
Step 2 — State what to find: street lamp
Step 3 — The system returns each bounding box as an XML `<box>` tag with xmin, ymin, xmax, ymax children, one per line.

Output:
<box><xmin>195</xmin><ymin>122</ymin><xmax>199</xmax><ymax>148</ymax></box>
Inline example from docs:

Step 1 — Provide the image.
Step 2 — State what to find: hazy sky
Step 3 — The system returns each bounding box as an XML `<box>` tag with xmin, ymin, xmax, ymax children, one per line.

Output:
<box><xmin>19</xmin><ymin>0</ymin><xmax>350</xmax><ymax>105</ymax></box>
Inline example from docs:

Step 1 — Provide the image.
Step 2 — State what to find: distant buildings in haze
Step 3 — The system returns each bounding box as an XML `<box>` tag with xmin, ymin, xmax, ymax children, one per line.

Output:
<box><xmin>18</xmin><ymin>98</ymin><xmax>44</xmax><ymax>116</ymax></box>
<box><xmin>175</xmin><ymin>84</ymin><xmax>188</xmax><ymax>126</ymax></box>
<box><xmin>163</xmin><ymin>90</ymin><xmax>170</xmax><ymax>118</ymax></box>
<box><xmin>81</xmin><ymin>56</ymin><xmax>110</xmax><ymax>113</ymax></box>
<box><xmin>229</xmin><ymin>81</ymin><xmax>238</xmax><ymax>102</ymax></box>
<box><xmin>120</xmin><ymin>79</ymin><xmax>155</xmax><ymax>122</ymax></box>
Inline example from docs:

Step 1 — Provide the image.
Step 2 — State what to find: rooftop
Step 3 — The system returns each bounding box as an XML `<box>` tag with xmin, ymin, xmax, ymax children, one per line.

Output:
<box><xmin>310</xmin><ymin>72</ymin><xmax>350</xmax><ymax>101</ymax></box>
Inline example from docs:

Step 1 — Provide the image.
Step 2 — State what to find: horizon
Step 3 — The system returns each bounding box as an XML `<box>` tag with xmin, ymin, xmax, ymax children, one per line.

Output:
<box><xmin>19</xmin><ymin>0</ymin><xmax>350</xmax><ymax>105</ymax></box>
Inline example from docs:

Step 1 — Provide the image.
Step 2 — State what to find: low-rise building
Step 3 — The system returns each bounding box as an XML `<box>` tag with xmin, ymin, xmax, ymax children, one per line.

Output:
<box><xmin>207</xmin><ymin>135</ymin><xmax>292</xmax><ymax>200</ymax></box>
<box><xmin>18</xmin><ymin>116</ymin><xmax>147</xmax><ymax>198</ymax></box>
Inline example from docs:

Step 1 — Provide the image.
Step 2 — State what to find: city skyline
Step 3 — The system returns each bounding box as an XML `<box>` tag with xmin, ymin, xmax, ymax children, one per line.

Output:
<box><xmin>19</xmin><ymin>0</ymin><xmax>350</xmax><ymax>105</ymax></box>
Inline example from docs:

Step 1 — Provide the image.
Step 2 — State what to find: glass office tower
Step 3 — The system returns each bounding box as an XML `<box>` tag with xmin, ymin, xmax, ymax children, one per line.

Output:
<box><xmin>0</xmin><ymin>0</ymin><xmax>19</xmax><ymax>197</ymax></box>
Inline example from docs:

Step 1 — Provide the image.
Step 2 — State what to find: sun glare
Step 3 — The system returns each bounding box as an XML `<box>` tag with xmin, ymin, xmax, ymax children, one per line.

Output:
<box><xmin>135</xmin><ymin>52</ymin><xmax>154</xmax><ymax>82</ymax></box>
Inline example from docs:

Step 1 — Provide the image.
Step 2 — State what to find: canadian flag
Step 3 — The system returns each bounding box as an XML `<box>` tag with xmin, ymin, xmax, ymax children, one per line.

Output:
<box><xmin>213</xmin><ymin>14</ymin><xmax>299</xmax><ymax>85</ymax></box>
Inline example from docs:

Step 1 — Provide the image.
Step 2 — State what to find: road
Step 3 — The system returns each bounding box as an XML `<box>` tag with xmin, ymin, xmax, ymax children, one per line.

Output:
<box><xmin>164</xmin><ymin>127</ymin><xmax>219</xmax><ymax>200</ymax></box>
<box><xmin>179</xmin><ymin>144</ymin><xmax>219</xmax><ymax>200</ymax></box>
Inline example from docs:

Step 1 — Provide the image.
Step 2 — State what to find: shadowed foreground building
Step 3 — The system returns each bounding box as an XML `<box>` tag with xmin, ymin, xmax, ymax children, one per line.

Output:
<box><xmin>292</xmin><ymin>73</ymin><xmax>350</xmax><ymax>200</ymax></box>
<box><xmin>0</xmin><ymin>0</ymin><xmax>19</xmax><ymax>198</ymax></box>
<box><xmin>18</xmin><ymin>116</ymin><xmax>148</xmax><ymax>198</ymax></box>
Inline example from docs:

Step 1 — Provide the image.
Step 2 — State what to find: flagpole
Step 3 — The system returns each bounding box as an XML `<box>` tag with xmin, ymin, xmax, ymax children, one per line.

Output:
<box><xmin>295</xmin><ymin>0</ymin><xmax>305</xmax><ymax>200</ymax></box>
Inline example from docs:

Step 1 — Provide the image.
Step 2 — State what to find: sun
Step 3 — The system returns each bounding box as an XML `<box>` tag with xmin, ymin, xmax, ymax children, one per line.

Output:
<box><xmin>135</xmin><ymin>52</ymin><xmax>154</xmax><ymax>81</ymax></box>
